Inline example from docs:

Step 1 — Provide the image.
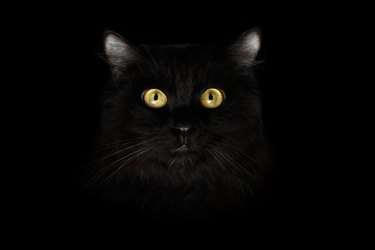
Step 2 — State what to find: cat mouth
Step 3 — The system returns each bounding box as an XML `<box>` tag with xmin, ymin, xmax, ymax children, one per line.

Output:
<box><xmin>173</xmin><ymin>144</ymin><xmax>189</xmax><ymax>153</ymax></box>
<box><xmin>171</xmin><ymin>144</ymin><xmax>197</xmax><ymax>156</ymax></box>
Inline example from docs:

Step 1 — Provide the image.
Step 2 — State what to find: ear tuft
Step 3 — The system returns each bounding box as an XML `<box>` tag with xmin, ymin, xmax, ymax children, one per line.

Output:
<box><xmin>229</xmin><ymin>28</ymin><xmax>262</xmax><ymax>65</ymax></box>
<box><xmin>104</xmin><ymin>31</ymin><xmax>136</xmax><ymax>67</ymax></box>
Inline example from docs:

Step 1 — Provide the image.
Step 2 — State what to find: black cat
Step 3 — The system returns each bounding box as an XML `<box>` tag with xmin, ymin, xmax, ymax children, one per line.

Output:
<box><xmin>85</xmin><ymin>28</ymin><xmax>270</xmax><ymax>220</ymax></box>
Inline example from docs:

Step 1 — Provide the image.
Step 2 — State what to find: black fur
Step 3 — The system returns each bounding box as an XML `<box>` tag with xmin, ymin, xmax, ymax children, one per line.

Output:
<box><xmin>85</xmin><ymin>30</ymin><xmax>269</xmax><ymax>221</ymax></box>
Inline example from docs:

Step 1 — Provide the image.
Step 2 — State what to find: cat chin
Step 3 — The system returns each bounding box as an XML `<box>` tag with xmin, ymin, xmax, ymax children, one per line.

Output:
<box><xmin>144</xmin><ymin>155</ymin><xmax>200</xmax><ymax>172</ymax></box>
<box><xmin>166</xmin><ymin>157</ymin><xmax>195</xmax><ymax>170</ymax></box>
<box><xmin>166</xmin><ymin>150</ymin><xmax>203</xmax><ymax>169</ymax></box>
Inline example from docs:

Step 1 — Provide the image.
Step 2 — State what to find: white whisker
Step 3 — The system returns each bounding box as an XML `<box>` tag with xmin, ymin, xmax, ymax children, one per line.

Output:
<box><xmin>168</xmin><ymin>158</ymin><xmax>177</xmax><ymax>170</ymax></box>
<box><xmin>88</xmin><ymin>142</ymin><xmax>153</xmax><ymax>186</ymax></box>
<box><xmin>104</xmin><ymin>147</ymin><xmax>151</xmax><ymax>182</ymax></box>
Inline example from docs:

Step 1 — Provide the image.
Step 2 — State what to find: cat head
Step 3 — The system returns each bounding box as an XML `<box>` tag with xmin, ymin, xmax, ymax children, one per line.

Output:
<box><xmin>94</xmin><ymin>28</ymin><xmax>265</xmax><ymax>208</ymax></box>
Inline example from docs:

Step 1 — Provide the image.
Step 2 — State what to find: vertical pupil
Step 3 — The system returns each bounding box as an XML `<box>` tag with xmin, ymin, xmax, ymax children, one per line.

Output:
<box><xmin>208</xmin><ymin>93</ymin><xmax>213</xmax><ymax>100</ymax></box>
<box><xmin>154</xmin><ymin>93</ymin><xmax>158</xmax><ymax>101</ymax></box>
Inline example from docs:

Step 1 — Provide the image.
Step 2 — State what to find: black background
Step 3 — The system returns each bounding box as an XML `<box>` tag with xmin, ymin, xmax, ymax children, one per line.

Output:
<box><xmin>6</xmin><ymin>3</ymin><xmax>368</xmax><ymax>247</ymax></box>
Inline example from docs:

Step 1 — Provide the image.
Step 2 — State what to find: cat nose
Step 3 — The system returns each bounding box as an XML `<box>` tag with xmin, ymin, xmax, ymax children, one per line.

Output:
<box><xmin>172</xmin><ymin>123</ymin><xmax>194</xmax><ymax>134</ymax></box>
<box><xmin>178</xmin><ymin>127</ymin><xmax>189</xmax><ymax>146</ymax></box>
<box><xmin>175</xmin><ymin>126</ymin><xmax>190</xmax><ymax>133</ymax></box>
<box><xmin>171</xmin><ymin>125</ymin><xmax>195</xmax><ymax>145</ymax></box>
<box><xmin>171</xmin><ymin>125</ymin><xmax>193</xmax><ymax>136</ymax></box>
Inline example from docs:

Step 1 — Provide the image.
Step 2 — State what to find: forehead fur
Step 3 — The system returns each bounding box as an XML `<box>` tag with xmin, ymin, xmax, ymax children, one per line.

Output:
<box><xmin>131</xmin><ymin>44</ymin><xmax>221</xmax><ymax>104</ymax></box>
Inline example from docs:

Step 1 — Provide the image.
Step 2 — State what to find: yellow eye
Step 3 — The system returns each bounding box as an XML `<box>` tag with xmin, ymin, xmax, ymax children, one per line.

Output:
<box><xmin>200</xmin><ymin>88</ymin><xmax>225</xmax><ymax>109</ymax></box>
<box><xmin>142</xmin><ymin>88</ymin><xmax>168</xmax><ymax>108</ymax></box>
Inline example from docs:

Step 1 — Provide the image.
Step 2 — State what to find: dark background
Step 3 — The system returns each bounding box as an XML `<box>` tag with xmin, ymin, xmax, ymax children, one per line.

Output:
<box><xmin>6</xmin><ymin>3</ymin><xmax>368</xmax><ymax>246</ymax></box>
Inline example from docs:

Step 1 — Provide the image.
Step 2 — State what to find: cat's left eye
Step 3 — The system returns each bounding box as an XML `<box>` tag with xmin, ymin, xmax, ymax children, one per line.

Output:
<box><xmin>200</xmin><ymin>88</ymin><xmax>225</xmax><ymax>109</ymax></box>
<box><xmin>142</xmin><ymin>88</ymin><xmax>168</xmax><ymax>108</ymax></box>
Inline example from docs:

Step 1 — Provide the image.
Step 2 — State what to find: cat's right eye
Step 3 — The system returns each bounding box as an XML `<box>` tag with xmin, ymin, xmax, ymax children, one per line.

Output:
<box><xmin>200</xmin><ymin>88</ymin><xmax>225</xmax><ymax>109</ymax></box>
<box><xmin>142</xmin><ymin>89</ymin><xmax>168</xmax><ymax>108</ymax></box>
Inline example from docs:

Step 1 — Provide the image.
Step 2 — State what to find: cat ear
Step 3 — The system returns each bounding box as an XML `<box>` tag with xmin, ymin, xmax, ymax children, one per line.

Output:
<box><xmin>229</xmin><ymin>28</ymin><xmax>261</xmax><ymax>66</ymax></box>
<box><xmin>104</xmin><ymin>31</ymin><xmax>138</xmax><ymax>68</ymax></box>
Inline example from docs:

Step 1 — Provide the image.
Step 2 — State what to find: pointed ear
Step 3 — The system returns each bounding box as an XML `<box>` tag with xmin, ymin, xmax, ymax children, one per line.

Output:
<box><xmin>229</xmin><ymin>28</ymin><xmax>262</xmax><ymax>66</ymax></box>
<box><xmin>104</xmin><ymin>31</ymin><xmax>138</xmax><ymax>68</ymax></box>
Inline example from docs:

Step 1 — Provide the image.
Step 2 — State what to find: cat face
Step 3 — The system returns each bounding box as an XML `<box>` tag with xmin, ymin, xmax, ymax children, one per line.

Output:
<box><xmin>95</xmin><ymin>29</ymin><xmax>264</xmax><ymax>196</ymax></box>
